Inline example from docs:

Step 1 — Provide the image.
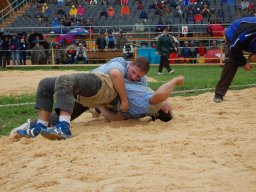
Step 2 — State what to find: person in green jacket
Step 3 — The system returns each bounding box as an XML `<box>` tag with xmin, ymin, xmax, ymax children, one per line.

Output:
<box><xmin>156</xmin><ymin>28</ymin><xmax>176</xmax><ymax>75</ymax></box>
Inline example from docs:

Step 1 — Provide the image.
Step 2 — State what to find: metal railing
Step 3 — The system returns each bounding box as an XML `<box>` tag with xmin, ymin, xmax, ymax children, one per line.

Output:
<box><xmin>0</xmin><ymin>0</ymin><xmax>29</xmax><ymax>22</ymax></box>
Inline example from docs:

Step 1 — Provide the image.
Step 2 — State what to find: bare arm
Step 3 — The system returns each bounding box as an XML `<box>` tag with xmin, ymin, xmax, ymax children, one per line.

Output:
<box><xmin>150</xmin><ymin>76</ymin><xmax>184</xmax><ymax>105</ymax></box>
<box><xmin>98</xmin><ymin>107</ymin><xmax>127</xmax><ymax>121</ymax></box>
<box><xmin>109</xmin><ymin>68</ymin><xmax>129</xmax><ymax>112</ymax></box>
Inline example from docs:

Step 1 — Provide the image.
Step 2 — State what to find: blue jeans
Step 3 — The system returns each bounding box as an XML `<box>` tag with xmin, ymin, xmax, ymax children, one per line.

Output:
<box><xmin>74</xmin><ymin>56</ymin><xmax>87</xmax><ymax>64</ymax></box>
<box><xmin>11</xmin><ymin>51</ymin><xmax>20</xmax><ymax>65</ymax></box>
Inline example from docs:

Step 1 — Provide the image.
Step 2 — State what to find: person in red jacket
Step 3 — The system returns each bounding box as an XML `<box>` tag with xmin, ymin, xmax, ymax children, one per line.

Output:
<box><xmin>193</xmin><ymin>10</ymin><xmax>203</xmax><ymax>23</ymax></box>
<box><xmin>196</xmin><ymin>41</ymin><xmax>207</xmax><ymax>56</ymax></box>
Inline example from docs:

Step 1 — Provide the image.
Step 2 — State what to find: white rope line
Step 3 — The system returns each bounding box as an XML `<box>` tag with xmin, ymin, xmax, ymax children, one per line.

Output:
<box><xmin>0</xmin><ymin>84</ymin><xmax>255</xmax><ymax>108</ymax></box>
<box><xmin>0</xmin><ymin>102</ymin><xmax>35</xmax><ymax>108</ymax></box>
<box><xmin>172</xmin><ymin>83</ymin><xmax>256</xmax><ymax>94</ymax></box>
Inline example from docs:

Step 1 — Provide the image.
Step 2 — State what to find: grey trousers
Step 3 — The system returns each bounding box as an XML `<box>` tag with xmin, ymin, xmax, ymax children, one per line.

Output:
<box><xmin>31</xmin><ymin>73</ymin><xmax>102</xmax><ymax>127</ymax></box>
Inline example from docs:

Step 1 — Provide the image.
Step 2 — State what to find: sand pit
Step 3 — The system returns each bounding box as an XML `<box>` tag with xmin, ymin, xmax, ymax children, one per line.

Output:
<box><xmin>0</xmin><ymin>71</ymin><xmax>255</xmax><ymax>192</ymax></box>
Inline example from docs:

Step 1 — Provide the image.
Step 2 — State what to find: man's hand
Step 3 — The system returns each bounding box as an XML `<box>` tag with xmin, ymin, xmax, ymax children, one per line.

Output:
<box><xmin>160</xmin><ymin>102</ymin><xmax>172</xmax><ymax>113</ymax></box>
<box><xmin>243</xmin><ymin>63</ymin><xmax>253</xmax><ymax>71</ymax></box>
<box><xmin>120</xmin><ymin>100</ymin><xmax>129</xmax><ymax>112</ymax></box>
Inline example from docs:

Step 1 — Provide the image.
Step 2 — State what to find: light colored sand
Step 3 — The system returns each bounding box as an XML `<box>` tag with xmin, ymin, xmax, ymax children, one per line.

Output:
<box><xmin>0</xmin><ymin>71</ymin><xmax>255</xmax><ymax>192</ymax></box>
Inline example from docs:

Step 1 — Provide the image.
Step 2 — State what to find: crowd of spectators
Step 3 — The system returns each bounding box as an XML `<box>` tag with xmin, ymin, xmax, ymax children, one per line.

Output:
<box><xmin>1</xmin><ymin>0</ymin><xmax>256</xmax><ymax>67</ymax></box>
<box><xmin>14</xmin><ymin>0</ymin><xmax>255</xmax><ymax>36</ymax></box>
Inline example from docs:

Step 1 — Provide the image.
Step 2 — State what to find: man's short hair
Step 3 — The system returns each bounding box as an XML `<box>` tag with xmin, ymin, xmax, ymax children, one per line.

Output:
<box><xmin>151</xmin><ymin>110</ymin><xmax>173</xmax><ymax>122</ymax></box>
<box><xmin>132</xmin><ymin>57</ymin><xmax>150</xmax><ymax>73</ymax></box>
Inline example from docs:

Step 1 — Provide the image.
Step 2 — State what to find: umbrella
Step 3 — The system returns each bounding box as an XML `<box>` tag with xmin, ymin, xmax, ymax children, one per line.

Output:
<box><xmin>68</xmin><ymin>28</ymin><xmax>89</xmax><ymax>36</ymax></box>
<box><xmin>28</xmin><ymin>32</ymin><xmax>43</xmax><ymax>48</ymax></box>
<box><xmin>17</xmin><ymin>32</ymin><xmax>27</xmax><ymax>38</ymax></box>
<box><xmin>55</xmin><ymin>34</ymin><xmax>76</xmax><ymax>44</ymax></box>
<box><xmin>0</xmin><ymin>32</ymin><xmax>15</xmax><ymax>39</ymax></box>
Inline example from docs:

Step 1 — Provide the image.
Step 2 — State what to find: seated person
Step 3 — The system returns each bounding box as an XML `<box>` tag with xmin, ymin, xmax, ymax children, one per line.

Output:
<box><xmin>66</xmin><ymin>44</ymin><xmax>77</xmax><ymax>64</ymax></box>
<box><xmin>123</xmin><ymin>41</ymin><xmax>134</xmax><ymax>59</ymax></box>
<box><xmin>181</xmin><ymin>41</ymin><xmax>192</xmax><ymax>63</ymax></box>
<box><xmin>74</xmin><ymin>43</ymin><xmax>87</xmax><ymax>64</ymax></box>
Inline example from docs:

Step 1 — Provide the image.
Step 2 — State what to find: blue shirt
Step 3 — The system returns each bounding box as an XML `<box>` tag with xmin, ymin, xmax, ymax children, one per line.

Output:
<box><xmin>122</xmin><ymin>80</ymin><xmax>155</xmax><ymax>119</ymax></box>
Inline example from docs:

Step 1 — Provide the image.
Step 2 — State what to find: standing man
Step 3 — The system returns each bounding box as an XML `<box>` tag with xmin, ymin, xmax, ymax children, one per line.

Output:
<box><xmin>96</xmin><ymin>32</ymin><xmax>106</xmax><ymax>51</ymax></box>
<box><xmin>9</xmin><ymin>34</ymin><xmax>20</xmax><ymax>65</ymax></box>
<box><xmin>156</xmin><ymin>28</ymin><xmax>176</xmax><ymax>75</ymax></box>
<box><xmin>214</xmin><ymin>17</ymin><xmax>256</xmax><ymax>103</ymax></box>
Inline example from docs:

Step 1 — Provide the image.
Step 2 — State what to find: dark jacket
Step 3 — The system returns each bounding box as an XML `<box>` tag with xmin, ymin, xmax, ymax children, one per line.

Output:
<box><xmin>156</xmin><ymin>34</ymin><xmax>175</xmax><ymax>55</ymax></box>
<box><xmin>96</xmin><ymin>36</ymin><xmax>106</xmax><ymax>49</ymax></box>
<box><xmin>225</xmin><ymin>17</ymin><xmax>256</xmax><ymax>66</ymax></box>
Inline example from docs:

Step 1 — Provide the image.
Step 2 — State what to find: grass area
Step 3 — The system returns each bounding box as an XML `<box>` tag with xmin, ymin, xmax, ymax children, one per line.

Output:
<box><xmin>0</xmin><ymin>65</ymin><xmax>255</xmax><ymax>136</ymax></box>
<box><xmin>148</xmin><ymin>65</ymin><xmax>256</xmax><ymax>95</ymax></box>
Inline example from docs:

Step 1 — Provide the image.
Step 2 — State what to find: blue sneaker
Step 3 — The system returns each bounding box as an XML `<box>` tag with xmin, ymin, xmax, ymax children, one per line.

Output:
<box><xmin>16</xmin><ymin>122</ymin><xmax>47</xmax><ymax>138</ymax></box>
<box><xmin>40</xmin><ymin>121</ymin><xmax>71</xmax><ymax>140</ymax></box>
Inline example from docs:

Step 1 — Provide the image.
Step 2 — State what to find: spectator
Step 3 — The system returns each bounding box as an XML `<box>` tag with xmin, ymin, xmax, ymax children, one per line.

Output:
<box><xmin>116</xmin><ymin>31</ymin><xmax>127</xmax><ymax>50</ymax></box>
<box><xmin>19</xmin><ymin>36</ymin><xmax>29</xmax><ymax>65</ymax></box>
<box><xmin>31</xmin><ymin>42</ymin><xmax>46</xmax><ymax>65</ymax></box>
<box><xmin>174</xmin><ymin>6</ymin><xmax>183</xmax><ymax>18</ymax></box>
<box><xmin>108</xmin><ymin>6</ymin><xmax>114</xmax><ymax>17</ymax></box>
<box><xmin>189</xmin><ymin>41</ymin><xmax>197</xmax><ymax>64</ymax></box>
<box><xmin>121</xmin><ymin>0</ymin><xmax>128</xmax><ymax>5</ymax></box>
<box><xmin>181</xmin><ymin>41</ymin><xmax>192</xmax><ymax>63</ymax></box>
<box><xmin>44</xmin><ymin>5</ymin><xmax>52</xmax><ymax>19</ymax></box>
<box><xmin>194</xmin><ymin>10</ymin><xmax>203</xmax><ymax>23</ymax></box>
<box><xmin>169</xmin><ymin>0</ymin><xmax>177</xmax><ymax>9</ymax></box>
<box><xmin>241</xmin><ymin>0</ymin><xmax>249</xmax><ymax>10</ymax></box>
<box><xmin>176</xmin><ymin>48</ymin><xmax>185</xmax><ymax>64</ymax></box>
<box><xmin>196</xmin><ymin>41</ymin><xmax>207</xmax><ymax>57</ymax></box>
<box><xmin>1</xmin><ymin>35</ymin><xmax>10</xmax><ymax>68</ymax></box>
<box><xmin>133</xmin><ymin>20</ymin><xmax>145</xmax><ymax>33</ymax></box>
<box><xmin>69</xmin><ymin>5</ymin><xmax>77</xmax><ymax>18</ymax></box>
<box><xmin>201</xmin><ymin>4</ymin><xmax>210</xmax><ymax>18</ymax></box>
<box><xmin>106</xmin><ymin>31</ymin><xmax>116</xmax><ymax>49</ymax></box>
<box><xmin>120</xmin><ymin>5</ymin><xmax>130</xmax><ymax>16</ymax></box>
<box><xmin>123</xmin><ymin>41</ymin><xmax>134</xmax><ymax>59</ymax></box>
<box><xmin>66</xmin><ymin>44</ymin><xmax>77</xmax><ymax>64</ymax></box>
<box><xmin>139</xmin><ymin>10</ymin><xmax>148</xmax><ymax>20</ymax></box>
<box><xmin>96</xmin><ymin>32</ymin><xmax>106</xmax><ymax>50</ymax></box>
<box><xmin>74</xmin><ymin>43</ymin><xmax>87</xmax><ymax>64</ymax></box>
<box><xmin>52</xmin><ymin>17</ymin><xmax>60</xmax><ymax>34</ymax></box>
<box><xmin>41</xmin><ymin>3</ymin><xmax>48</xmax><ymax>14</ymax></box>
<box><xmin>90</xmin><ymin>0</ymin><xmax>97</xmax><ymax>5</ymax></box>
<box><xmin>0</xmin><ymin>38</ymin><xmax>2</xmax><ymax>68</ymax></box>
<box><xmin>156</xmin><ymin>20</ymin><xmax>165</xmax><ymax>32</ymax></box>
<box><xmin>77</xmin><ymin>36</ymin><xmax>87</xmax><ymax>48</ymax></box>
<box><xmin>137</xmin><ymin>2</ymin><xmax>143</xmax><ymax>10</ymax></box>
<box><xmin>77</xmin><ymin>5</ymin><xmax>85</xmax><ymax>18</ymax></box>
<box><xmin>216</xmin><ymin>9</ymin><xmax>225</xmax><ymax>23</ymax></box>
<box><xmin>99</xmin><ymin>8</ymin><xmax>108</xmax><ymax>19</ymax></box>
<box><xmin>114</xmin><ymin>0</ymin><xmax>121</xmax><ymax>6</ymax></box>
<box><xmin>52</xmin><ymin>43</ymin><xmax>64</xmax><ymax>64</ymax></box>
<box><xmin>102</xmin><ymin>0</ymin><xmax>109</xmax><ymax>6</ymax></box>
<box><xmin>9</xmin><ymin>35</ymin><xmax>20</xmax><ymax>65</ymax></box>
<box><xmin>57</xmin><ymin>0</ymin><xmax>65</xmax><ymax>6</ymax></box>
